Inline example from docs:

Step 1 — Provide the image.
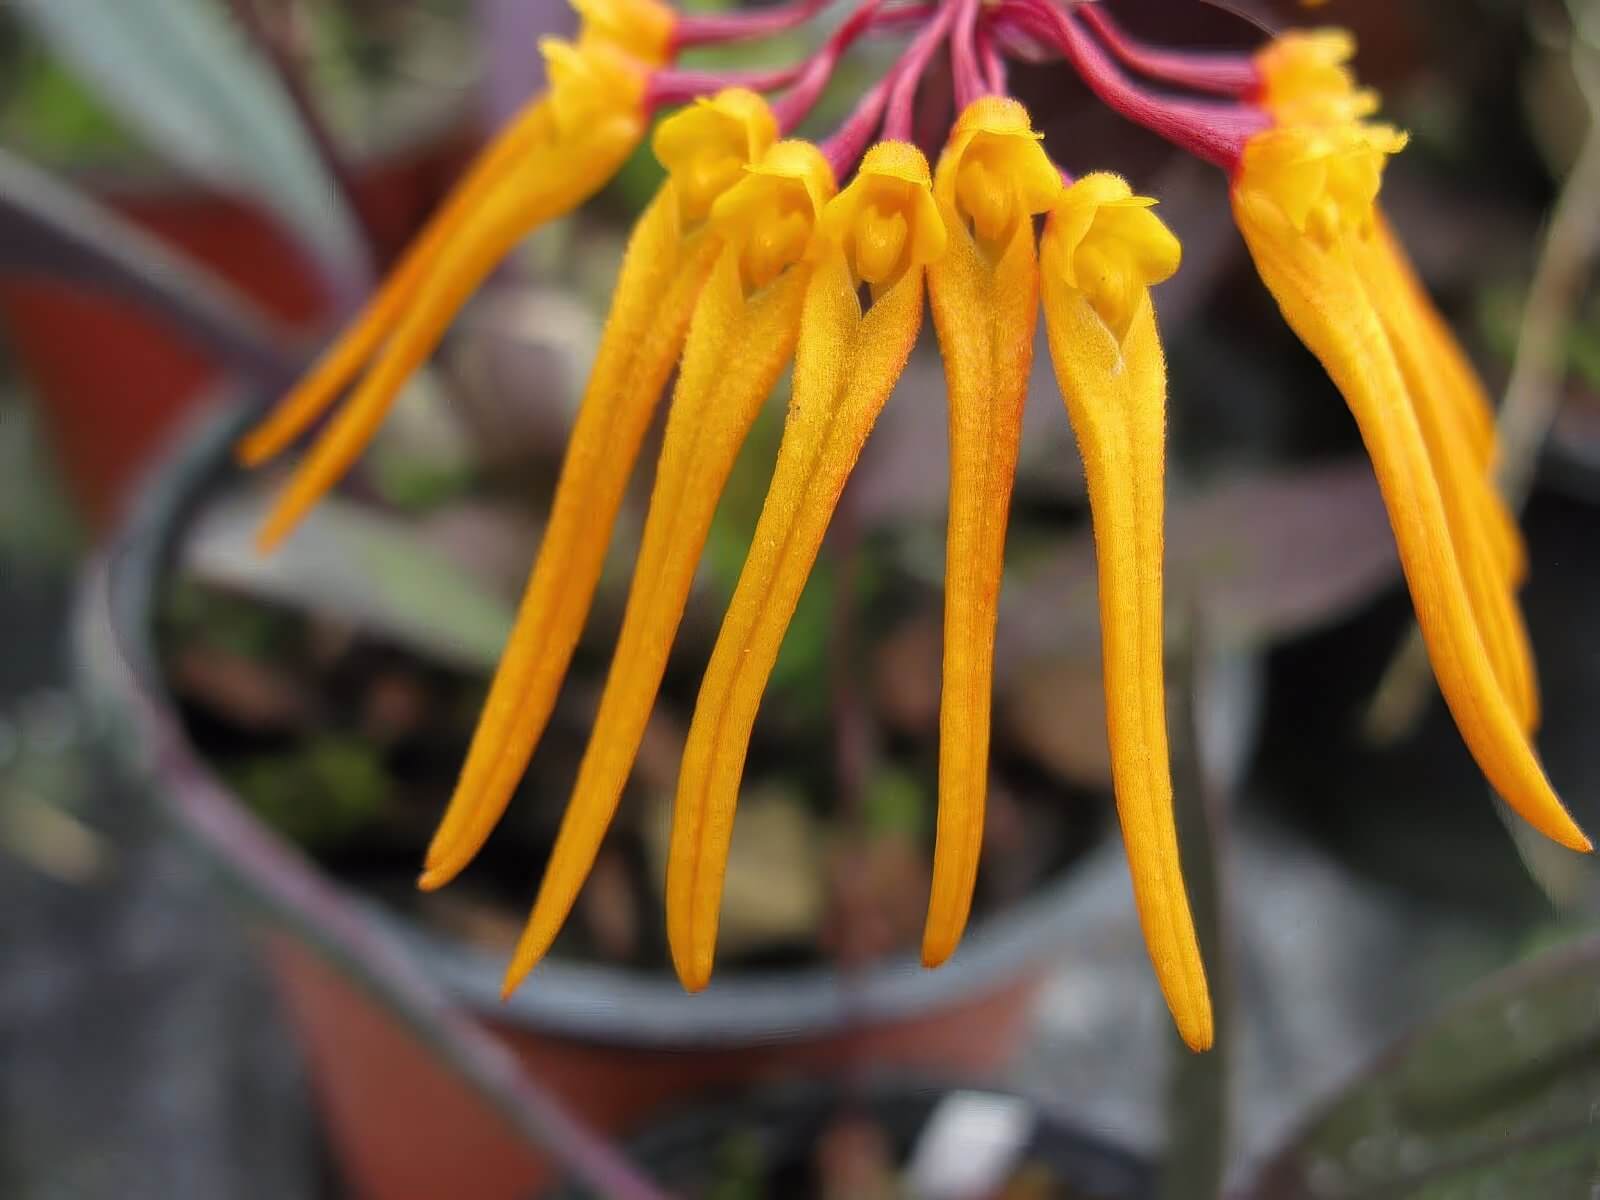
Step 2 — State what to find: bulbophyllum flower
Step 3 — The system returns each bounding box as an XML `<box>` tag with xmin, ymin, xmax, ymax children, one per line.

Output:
<box><xmin>239</xmin><ymin>0</ymin><xmax>1590</xmax><ymax>1055</ymax></box>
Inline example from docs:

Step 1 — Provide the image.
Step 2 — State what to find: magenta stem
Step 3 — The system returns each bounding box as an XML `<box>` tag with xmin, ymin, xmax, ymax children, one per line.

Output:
<box><xmin>771</xmin><ymin>0</ymin><xmax>886</xmax><ymax>133</ymax></box>
<box><xmin>992</xmin><ymin>19</ymin><xmax>1050</xmax><ymax>66</ymax></box>
<box><xmin>649</xmin><ymin>2</ymin><xmax>938</xmax><ymax>112</ymax></box>
<box><xmin>1075</xmin><ymin>4</ymin><xmax>1259</xmax><ymax>98</ymax></box>
<box><xmin>881</xmin><ymin>0</ymin><xmax>962</xmax><ymax>141</ymax></box>
<box><xmin>977</xmin><ymin>17</ymin><xmax>1007</xmax><ymax>95</ymax></box>
<box><xmin>816</xmin><ymin>1</ymin><xmax>949</xmax><ymax>174</ymax></box>
<box><xmin>872</xmin><ymin>2</ymin><xmax>939</xmax><ymax>26</ymax></box>
<box><xmin>673</xmin><ymin>0</ymin><xmax>833</xmax><ymax>49</ymax></box>
<box><xmin>950</xmin><ymin>0</ymin><xmax>988</xmax><ymax>110</ymax></box>
<box><xmin>996</xmin><ymin>0</ymin><xmax>1267</xmax><ymax>169</ymax></box>
<box><xmin>646</xmin><ymin>61</ymin><xmax>808</xmax><ymax>108</ymax></box>
<box><xmin>819</xmin><ymin>63</ymin><xmax>894</xmax><ymax>175</ymax></box>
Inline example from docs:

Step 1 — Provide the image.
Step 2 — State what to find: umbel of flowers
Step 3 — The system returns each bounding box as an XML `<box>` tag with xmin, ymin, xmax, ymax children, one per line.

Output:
<box><xmin>239</xmin><ymin>0</ymin><xmax>1589</xmax><ymax>1053</ymax></box>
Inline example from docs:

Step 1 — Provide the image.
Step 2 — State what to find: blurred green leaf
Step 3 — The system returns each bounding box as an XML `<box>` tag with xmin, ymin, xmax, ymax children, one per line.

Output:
<box><xmin>227</xmin><ymin>734</ymin><xmax>388</xmax><ymax>848</ymax></box>
<box><xmin>1478</xmin><ymin>283</ymin><xmax>1600</xmax><ymax>388</ymax></box>
<box><xmin>11</xmin><ymin>0</ymin><xmax>368</xmax><ymax>283</ymax></box>
<box><xmin>865</xmin><ymin>766</ymin><xmax>926</xmax><ymax>839</ymax></box>
<box><xmin>1566</xmin><ymin>316</ymin><xmax>1600</xmax><ymax>389</ymax></box>
<box><xmin>162</xmin><ymin>577</ymin><xmax>296</xmax><ymax>661</ymax></box>
<box><xmin>181</xmin><ymin>488</ymin><xmax>515</xmax><ymax>673</ymax></box>
<box><xmin>0</xmin><ymin>49</ymin><xmax>136</xmax><ymax>163</ymax></box>
<box><xmin>1251</xmin><ymin>934</ymin><xmax>1600</xmax><ymax>1199</ymax></box>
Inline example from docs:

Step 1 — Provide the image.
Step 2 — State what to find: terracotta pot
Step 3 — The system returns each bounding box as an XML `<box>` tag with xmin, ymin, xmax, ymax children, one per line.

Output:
<box><xmin>0</xmin><ymin>122</ymin><xmax>479</xmax><ymax>531</ymax></box>
<box><xmin>79</xmin><ymin>399</ymin><xmax>1086</xmax><ymax>1200</ymax></box>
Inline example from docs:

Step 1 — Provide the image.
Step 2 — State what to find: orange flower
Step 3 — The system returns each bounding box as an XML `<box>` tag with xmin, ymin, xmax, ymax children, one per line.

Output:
<box><xmin>238</xmin><ymin>1</ymin><xmax>1587</xmax><ymax>1056</ymax></box>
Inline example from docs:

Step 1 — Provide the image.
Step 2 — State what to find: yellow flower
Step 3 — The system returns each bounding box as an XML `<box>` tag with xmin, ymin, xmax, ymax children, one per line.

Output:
<box><xmin>1254</xmin><ymin>29</ymin><xmax>1378</xmax><ymax>126</ymax></box>
<box><xmin>237</xmin><ymin>2</ymin><xmax>1587</xmax><ymax>1056</ymax></box>
<box><xmin>1233</xmin><ymin>40</ymin><xmax>1584</xmax><ymax>851</ymax></box>
<box><xmin>1039</xmin><ymin>173</ymin><xmax>1209</xmax><ymax>1052</ymax></box>
<box><xmin>570</xmin><ymin>0</ymin><xmax>677</xmax><ymax>64</ymax></box>
<box><xmin>422</xmin><ymin>87</ymin><xmax>778</xmax><ymax>892</ymax></box>
<box><xmin>923</xmin><ymin>97</ymin><xmax>1058</xmax><ymax>970</ymax></box>
<box><xmin>666</xmin><ymin>138</ymin><xmax>946</xmax><ymax>990</ymax></box>
<box><xmin>239</xmin><ymin>34</ymin><xmax>651</xmax><ymax>548</ymax></box>
<box><xmin>502</xmin><ymin>140</ymin><xmax>836</xmax><ymax>991</ymax></box>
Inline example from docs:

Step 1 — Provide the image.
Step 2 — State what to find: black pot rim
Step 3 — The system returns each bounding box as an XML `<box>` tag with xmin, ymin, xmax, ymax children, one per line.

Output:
<box><xmin>78</xmin><ymin>393</ymin><xmax>1091</xmax><ymax>1048</ymax></box>
<box><xmin>543</xmin><ymin>1075</ymin><xmax>1155</xmax><ymax>1199</ymax></box>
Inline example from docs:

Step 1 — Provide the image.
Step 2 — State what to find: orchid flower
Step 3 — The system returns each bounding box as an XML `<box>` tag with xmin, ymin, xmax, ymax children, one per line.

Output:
<box><xmin>242</xmin><ymin>0</ymin><xmax>1590</xmax><ymax>1055</ymax></box>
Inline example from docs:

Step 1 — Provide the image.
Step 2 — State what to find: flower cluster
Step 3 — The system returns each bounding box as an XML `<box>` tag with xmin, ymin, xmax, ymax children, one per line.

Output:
<box><xmin>240</xmin><ymin>0</ymin><xmax>1589</xmax><ymax>1054</ymax></box>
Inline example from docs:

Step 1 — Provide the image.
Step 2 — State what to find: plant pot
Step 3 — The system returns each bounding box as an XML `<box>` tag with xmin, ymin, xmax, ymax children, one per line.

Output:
<box><xmin>78</xmin><ymin>397</ymin><xmax>1088</xmax><ymax>1200</ymax></box>
<box><xmin>547</xmin><ymin>1077</ymin><xmax>1154</xmax><ymax>1199</ymax></box>
<box><xmin>0</xmin><ymin>121</ymin><xmax>479</xmax><ymax>531</ymax></box>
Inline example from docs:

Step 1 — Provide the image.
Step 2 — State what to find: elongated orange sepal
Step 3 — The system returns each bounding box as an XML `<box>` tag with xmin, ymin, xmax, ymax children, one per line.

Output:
<box><xmin>1373</xmin><ymin>217</ymin><xmax>1497</xmax><ymax>468</ymax></box>
<box><xmin>667</xmin><ymin>249</ymin><xmax>925</xmax><ymax>989</ymax></box>
<box><xmin>252</xmin><ymin>38</ymin><xmax>649</xmax><ymax>550</ymax></box>
<box><xmin>236</xmin><ymin>96</ymin><xmax>557</xmax><ymax>468</ymax></box>
<box><xmin>922</xmin><ymin>98</ymin><xmax>1058</xmax><ymax>968</ymax></box>
<box><xmin>418</xmin><ymin>90</ymin><xmax>781</xmax><ymax>891</ymax></box>
<box><xmin>502</xmin><ymin>143</ymin><xmax>834</xmax><ymax>991</ymax></box>
<box><xmin>1042</xmin><ymin>175</ymin><xmax>1212</xmax><ymax>1053</ymax></box>
<box><xmin>1372</xmin><ymin>217</ymin><xmax>1527</xmax><ymax>587</ymax></box>
<box><xmin>666</xmin><ymin>143</ymin><xmax>944</xmax><ymax>989</ymax></box>
<box><xmin>419</xmin><ymin>186</ymin><xmax>720</xmax><ymax>889</ymax></box>
<box><xmin>1252</xmin><ymin>31</ymin><xmax>1523</xmax><ymax>585</ymax></box>
<box><xmin>1233</xmin><ymin>138</ymin><xmax>1587</xmax><ymax>854</ymax></box>
<box><xmin>1354</xmin><ymin>232</ymin><xmax>1539</xmax><ymax>730</ymax></box>
<box><xmin>254</xmin><ymin>138</ymin><xmax>638</xmax><ymax>550</ymax></box>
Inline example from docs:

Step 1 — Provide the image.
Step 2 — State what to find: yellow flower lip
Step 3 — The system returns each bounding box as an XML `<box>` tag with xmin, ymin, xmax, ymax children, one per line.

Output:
<box><xmin>229</xmin><ymin>0</ymin><xmax>1586</xmax><ymax>1054</ymax></box>
<box><xmin>1261</xmin><ymin>28</ymin><xmax>1358</xmax><ymax>71</ymax></box>
<box><xmin>1255</xmin><ymin>28</ymin><xmax>1380</xmax><ymax>126</ymax></box>
<box><xmin>1238</xmin><ymin>121</ymin><xmax>1408</xmax><ymax>242</ymax></box>
<box><xmin>733</xmin><ymin>139</ymin><xmax>837</xmax><ymax>223</ymax></box>
<box><xmin>1231</xmin><ymin>173</ymin><xmax>1591</xmax><ymax>860</ymax></box>
<box><xmin>1043</xmin><ymin>172</ymin><xmax>1180</xmax><ymax>339</ymax></box>
<box><xmin>571</xmin><ymin>0</ymin><xmax>676</xmax><ymax>65</ymax></box>
<box><xmin>712</xmin><ymin>140</ymin><xmax>838</xmax><ymax>289</ymax></box>
<box><xmin>820</xmin><ymin>140</ymin><xmax>946</xmax><ymax>287</ymax></box>
<box><xmin>1039</xmin><ymin>169</ymin><xmax>1211</xmax><ymax>1048</ymax></box>
<box><xmin>935</xmin><ymin>97</ymin><xmax>1061</xmax><ymax>245</ymax></box>
<box><xmin>541</xmin><ymin>36</ymin><xmax>647</xmax><ymax>138</ymax></box>
<box><xmin>653</xmin><ymin>88</ymin><xmax>780</xmax><ymax>223</ymax></box>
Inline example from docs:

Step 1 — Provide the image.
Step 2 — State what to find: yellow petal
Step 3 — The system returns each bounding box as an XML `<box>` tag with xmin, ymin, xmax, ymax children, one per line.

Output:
<box><xmin>819</xmin><ymin>141</ymin><xmax>947</xmax><ymax>288</ymax></box>
<box><xmin>419</xmin><ymin>95</ymin><xmax>783</xmax><ymax>891</ymax></box>
<box><xmin>667</xmin><ymin>248</ymin><xmax>926</xmax><ymax>990</ymax></box>
<box><xmin>1372</xmin><ymin>215</ymin><xmax>1528</xmax><ymax>588</ymax></box>
<box><xmin>418</xmin><ymin>183</ymin><xmax>722</xmax><ymax>889</ymax></box>
<box><xmin>1233</xmin><ymin>184</ymin><xmax>1588</xmax><ymax>853</ymax></box>
<box><xmin>921</xmin><ymin>180</ymin><xmax>1041</xmax><ymax>969</ymax></box>
<box><xmin>1480</xmin><ymin>480</ymin><xmax>1529</xmax><ymax>589</ymax></box>
<box><xmin>933</xmin><ymin>97</ymin><xmax>1062</xmax><ymax>241</ymax></box>
<box><xmin>503</xmin><ymin>243</ymin><xmax>813</xmax><ymax>992</ymax></box>
<box><xmin>1353</xmin><ymin>230</ymin><xmax>1540</xmax><ymax>731</ymax></box>
<box><xmin>1254</xmin><ymin>28</ymin><xmax>1380</xmax><ymax>126</ymax></box>
<box><xmin>572</xmin><ymin>0</ymin><xmax>676</xmax><ymax>63</ymax></box>
<box><xmin>653</xmin><ymin>89</ymin><xmax>780</xmax><ymax>224</ymax></box>
<box><xmin>1373</xmin><ymin>216</ymin><xmax>1497</xmax><ymax>468</ymax></box>
<box><xmin>1041</xmin><ymin>183</ymin><xmax>1212</xmax><ymax>1054</ymax></box>
<box><xmin>254</xmin><ymin>109</ymin><xmax>643</xmax><ymax>551</ymax></box>
<box><xmin>500</xmin><ymin>143</ymin><xmax>835</xmax><ymax>987</ymax></box>
<box><xmin>236</xmin><ymin>96</ymin><xmax>558</xmax><ymax>468</ymax></box>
